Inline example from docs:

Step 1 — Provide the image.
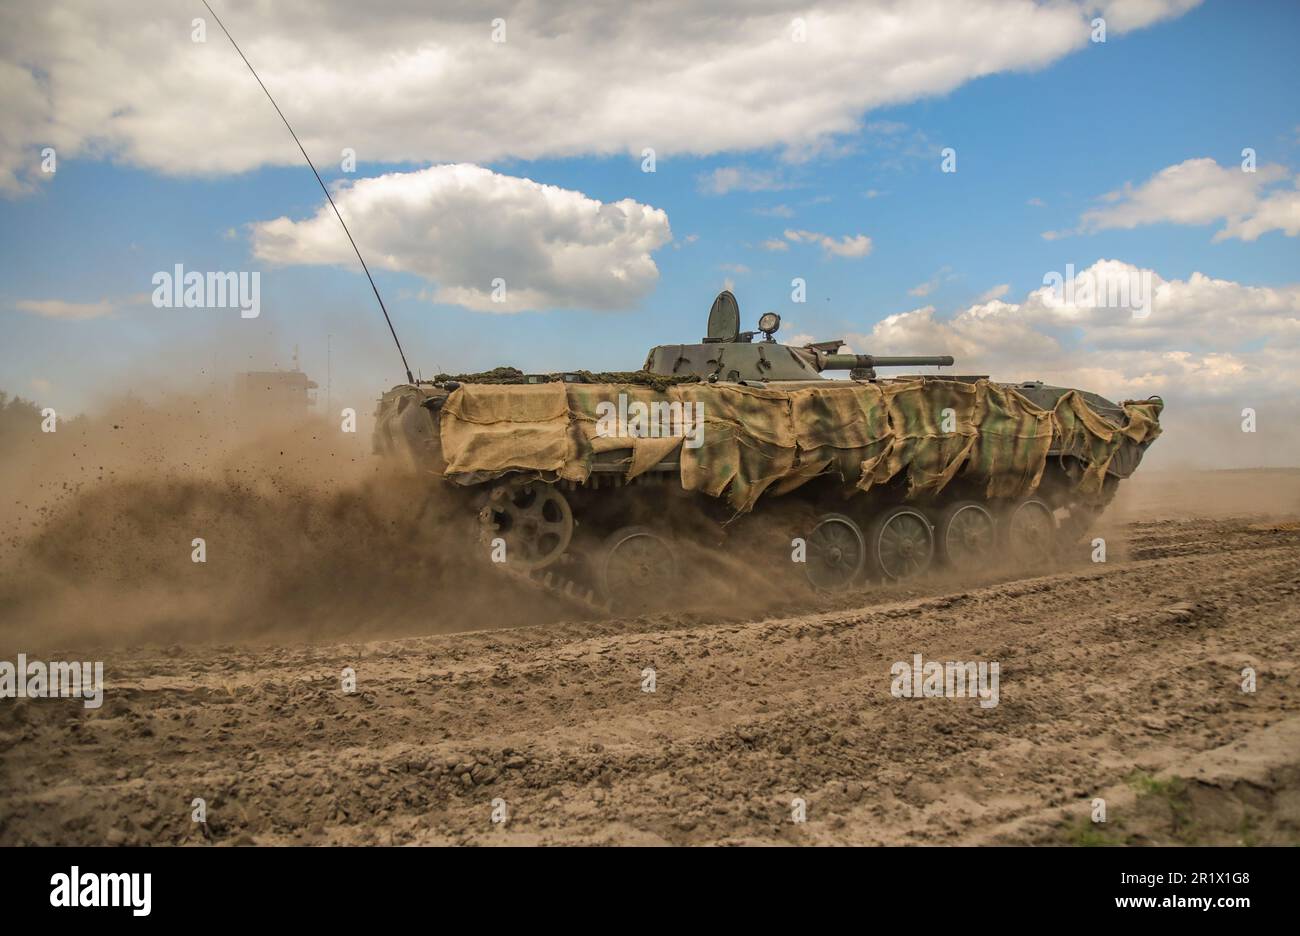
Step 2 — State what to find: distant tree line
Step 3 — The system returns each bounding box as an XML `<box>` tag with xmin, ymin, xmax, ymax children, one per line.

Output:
<box><xmin>0</xmin><ymin>391</ymin><xmax>43</xmax><ymax>439</ymax></box>
<box><xmin>0</xmin><ymin>391</ymin><xmax>86</xmax><ymax>446</ymax></box>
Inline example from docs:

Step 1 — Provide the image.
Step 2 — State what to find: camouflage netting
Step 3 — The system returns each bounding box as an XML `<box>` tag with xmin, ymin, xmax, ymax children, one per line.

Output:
<box><xmin>430</xmin><ymin>367</ymin><xmax>700</xmax><ymax>393</ymax></box>
<box><xmin>430</xmin><ymin>379</ymin><xmax>1162</xmax><ymax>513</ymax></box>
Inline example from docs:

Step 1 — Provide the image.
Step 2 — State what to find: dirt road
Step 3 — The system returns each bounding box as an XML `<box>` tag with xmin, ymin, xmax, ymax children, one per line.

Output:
<box><xmin>2</xmin><ymin>473</ymin><xmax>1299</xmax><ymax>846</ymax></box>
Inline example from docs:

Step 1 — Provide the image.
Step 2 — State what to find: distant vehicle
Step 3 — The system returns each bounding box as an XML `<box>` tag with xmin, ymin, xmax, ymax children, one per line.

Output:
<box><xmin>234</xmin><ymin>368</ymin><xmax>318</xmax><ymax>418</ymax></box>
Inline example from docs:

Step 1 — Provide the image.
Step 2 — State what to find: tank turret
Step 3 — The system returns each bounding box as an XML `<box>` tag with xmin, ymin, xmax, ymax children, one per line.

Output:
<box><xmin>643</xmin><ymin>290</ymin><xmax>953</xmax><ymax>383</ymax></box>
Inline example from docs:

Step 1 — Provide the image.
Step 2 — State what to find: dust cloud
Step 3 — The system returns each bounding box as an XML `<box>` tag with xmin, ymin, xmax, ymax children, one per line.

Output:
<box><xmin>0</xmin><ymin>389</ymin><xmax>561</xmax><ymax>653</ymax></box>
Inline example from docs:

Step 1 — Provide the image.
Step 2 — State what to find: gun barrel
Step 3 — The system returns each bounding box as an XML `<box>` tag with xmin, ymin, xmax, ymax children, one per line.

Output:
<box><xmin>818</xmin><ymin>353</ymin><xmax>955</xmax><ymax>370</ymax></box>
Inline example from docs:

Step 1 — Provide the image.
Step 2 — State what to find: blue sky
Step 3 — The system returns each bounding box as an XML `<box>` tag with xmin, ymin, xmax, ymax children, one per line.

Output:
<box><xmin>2</xmin><ymin>0</ymin><xmax>1298</xmax><ymax>423</ymax></box>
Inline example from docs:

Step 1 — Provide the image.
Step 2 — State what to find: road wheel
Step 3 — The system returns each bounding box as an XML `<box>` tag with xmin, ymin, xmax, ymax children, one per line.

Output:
<box><xmin>868</xmin><ymin>505</ymin><xmax>934</xmax><ymax>581</ymax></box>
<box><xmin>934</xmin><ymin>501</ymin><xmax>996</xmax><ymax>572</ymax></box>
<box><xmin>802</xmin><ymin>512</ymin><xmax>867</xmax><ymax>592</ymax></box>
<box><xmin>1002</xmin><ymin>497</ymin><xmax>1056</xmax><ymax>567</ymax></box>
<box><xmin>597</xmin><ymin>525</ymin><xmax>678</xmax><ymax>611</ymax></box>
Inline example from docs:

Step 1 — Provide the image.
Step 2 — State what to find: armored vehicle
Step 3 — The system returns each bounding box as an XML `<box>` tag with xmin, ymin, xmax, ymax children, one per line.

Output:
<box><xmin>201</xmin><ymin>12</ymin><xmax>1160</xmax><ymax>611</ymax></box>
<box><xmin>374</xmin><ymin>291</ymin><xmax>1162</xmax><ymax>610</ymax></box>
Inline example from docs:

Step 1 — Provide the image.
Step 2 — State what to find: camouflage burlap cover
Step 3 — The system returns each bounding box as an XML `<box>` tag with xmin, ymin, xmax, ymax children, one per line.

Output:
<box><xmin>433</xmin><ymin>380</ymin><xmax>1162</xmax><ymax>513</ymax></box>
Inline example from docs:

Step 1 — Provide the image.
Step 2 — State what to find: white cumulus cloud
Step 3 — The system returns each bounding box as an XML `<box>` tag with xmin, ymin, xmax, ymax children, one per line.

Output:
<box><xmin>0</xmin><ymin>0</ymin><xmax>1199</xmax><ymax>194</ymax></box>
<box><xmin>1051</xmin><ymin>157</ymin><xmax>1300</xmax><ymax>242</ymax></box>
<box><xmin>847</xmin><ymin>259</ymin><xmax>1300</xmax><ymax>404</ymax></box>
<box><xmin>250</xmin><ymin>164</ymin><xmax>671</xmax><ymax>313</ymax></box>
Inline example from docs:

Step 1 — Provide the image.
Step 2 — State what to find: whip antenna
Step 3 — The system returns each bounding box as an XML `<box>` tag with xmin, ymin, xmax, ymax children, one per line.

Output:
<box><xmin>201</xmin><ymin>0</ymin><xmax>415</xmax><ymax>384</ymax></box>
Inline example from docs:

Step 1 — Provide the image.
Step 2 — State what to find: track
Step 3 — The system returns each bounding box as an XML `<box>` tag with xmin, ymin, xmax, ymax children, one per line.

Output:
<box><xmin>2</xmin><ymin>511</ymin><xmax>1298</xmax><ymax>846</ymax></box>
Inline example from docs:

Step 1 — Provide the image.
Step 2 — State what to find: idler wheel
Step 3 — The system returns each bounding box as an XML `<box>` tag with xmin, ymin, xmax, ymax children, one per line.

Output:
<box><xmin>803</xmin><ymin>512</ymin><xmax>867</xmax><ymax>592</ymax></box>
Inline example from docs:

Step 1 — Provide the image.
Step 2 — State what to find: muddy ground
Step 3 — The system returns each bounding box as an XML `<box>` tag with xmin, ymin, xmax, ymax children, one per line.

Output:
<box><xmin>1</xmin><ymin>468</ymin><xmax>1299</xmax><ymax>846</ymax></box>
